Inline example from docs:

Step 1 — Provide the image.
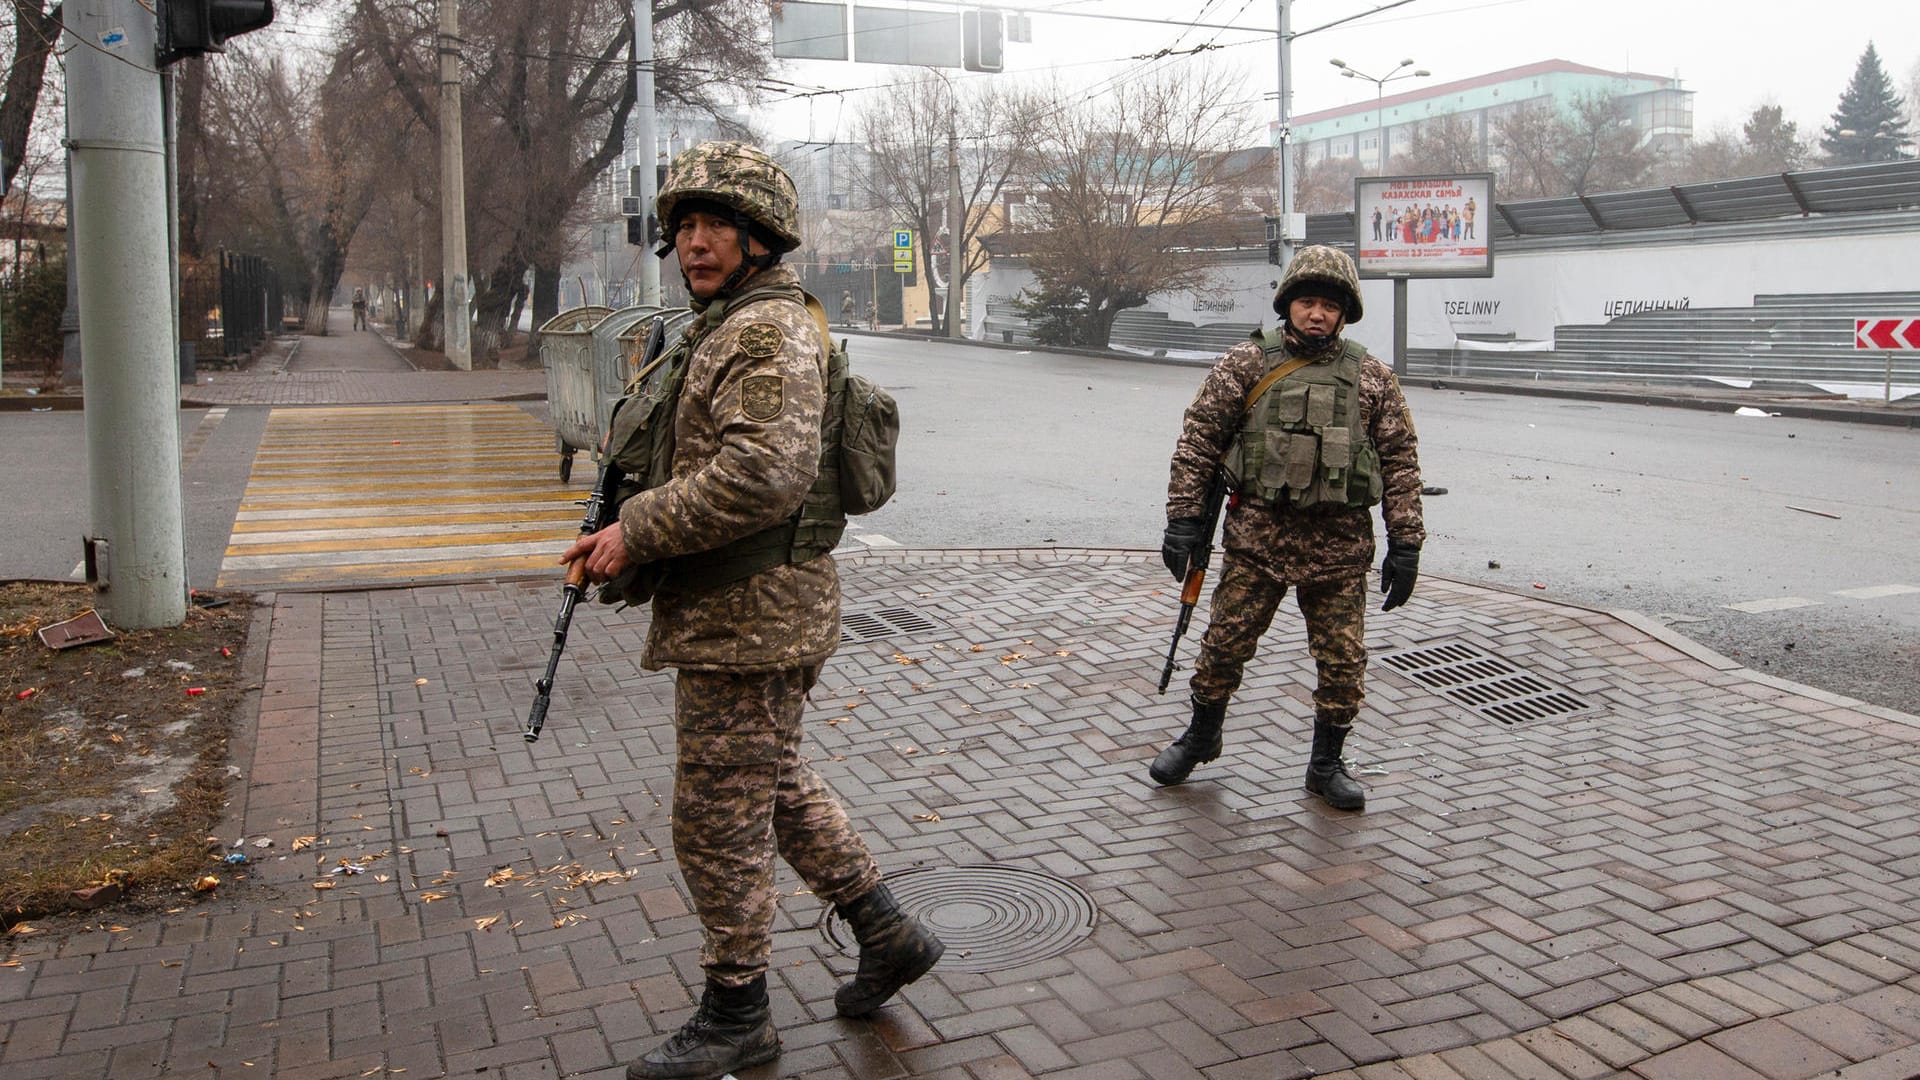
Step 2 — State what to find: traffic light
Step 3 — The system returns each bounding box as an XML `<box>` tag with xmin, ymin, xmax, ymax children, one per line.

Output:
<box><xmin>158</xmin><ymin>0</ymin><xmax>277</xmax><ymax>68</ymax></box>
<box><xmin>963</xmin><ymin>9</ymin><xmax>1003</xmax><ymax>73</ymax></box>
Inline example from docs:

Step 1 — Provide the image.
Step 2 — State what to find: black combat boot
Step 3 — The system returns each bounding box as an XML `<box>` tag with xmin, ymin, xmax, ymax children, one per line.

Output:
<box><xmin>1148</xmin><ymin>697</ymin><xmax>1228</xmax><ymax>785</ymax></box>
<box><xmin>834</xmin><ymin>883</ymin><xmax>945</xmax><ymax>1017</ymax></box>
<box><xmin>1304</xmin><ymin>717</ymin><xmax>1366</xmax><ymax>811</ymax></box>
<box><xmin>627</xmin><ymin>976</ymin><xmax>779</xmax><ymax>1080</ymax></box>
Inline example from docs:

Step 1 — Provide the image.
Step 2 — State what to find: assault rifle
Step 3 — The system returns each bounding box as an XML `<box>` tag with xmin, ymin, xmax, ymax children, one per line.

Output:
<box><xmin>524</xmin><ymin>315</ymin><xmax>666</xmax><ymax>743</ymax></box>
<box><xmin>1156</xmin><ymin>466</ymin><xmax>1229</xmax><ymax>694</ymax></box>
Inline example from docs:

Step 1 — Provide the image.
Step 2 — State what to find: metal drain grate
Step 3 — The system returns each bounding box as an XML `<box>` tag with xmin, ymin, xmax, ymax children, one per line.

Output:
<box><xmin>821</xmin><ymin>865</ymin><xmax>1098</xmax><ymax>973</ymax></box>
<box><xmin>1377</xmin><ymin>640</ymin><xmax>1594</xmax><ymax>725</ymax></box>
<box><xmin>841</xmin><ymin>605</ymin><xmax>940</xmax><ymax>644</ymax></box>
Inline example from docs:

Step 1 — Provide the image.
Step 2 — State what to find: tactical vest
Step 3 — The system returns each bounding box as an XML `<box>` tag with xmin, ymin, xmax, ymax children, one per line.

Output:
<box><xmin>1224</xmin><ymin>331</ymin><xmax>1383</xmax><ymax>510</ymax></box>
<box><xmin>600</xmin><ymin>280</ymin><xmax>848</xmax><ymax>604</ymax></box>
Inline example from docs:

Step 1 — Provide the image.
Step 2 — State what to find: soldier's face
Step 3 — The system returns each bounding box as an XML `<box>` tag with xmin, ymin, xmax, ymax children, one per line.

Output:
<box><xmin>674</xmin><ymin>209</ymin><xmax>769</xmax><ymax>299</ymax></box>
<box><xmin>1289</xmin><ymin>295</ymin><xmax>1345</xmax><ymax>338</ymax></box>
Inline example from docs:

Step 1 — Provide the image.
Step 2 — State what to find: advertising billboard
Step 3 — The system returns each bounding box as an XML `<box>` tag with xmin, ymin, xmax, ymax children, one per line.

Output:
<box><xmin>1354</xmin><ymin>173</ymin><xmax>1495</xmax><ymax>279</ymax></box>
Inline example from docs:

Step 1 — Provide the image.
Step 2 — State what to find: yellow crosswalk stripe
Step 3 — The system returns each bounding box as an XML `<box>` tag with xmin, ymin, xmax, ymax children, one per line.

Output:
<box><xmin>219</xmin><ymin>403</ymin><xmax>591</xmax><ymax>589</ymax></box>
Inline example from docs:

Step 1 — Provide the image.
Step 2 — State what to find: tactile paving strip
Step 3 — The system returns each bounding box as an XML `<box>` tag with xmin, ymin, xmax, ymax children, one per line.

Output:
<box><xmin>820</xmin><ymin>865</ymin><xmax>1098</xmax><ymax>973</ymax></box>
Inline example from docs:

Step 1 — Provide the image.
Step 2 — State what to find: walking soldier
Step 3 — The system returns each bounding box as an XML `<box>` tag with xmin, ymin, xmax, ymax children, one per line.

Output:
<box><xmin>561</xmin><ymin>141</ymin><xmax>942</xmax><ymax>1080</ymax></box>
<box><xmin>1151</xmin><ymin>245</ymin><xmax>1426</xmax><ymax>811</ymax></box>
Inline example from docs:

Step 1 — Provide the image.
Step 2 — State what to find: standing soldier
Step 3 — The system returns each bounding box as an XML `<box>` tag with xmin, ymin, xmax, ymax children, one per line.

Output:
<box><xmin>561</xmin><ymin>141</ymin><xmax>942</xmax><ymax>1080</ymax></box>
<box><xmin>840</xmin><ymin>289</ymin><xmax>857</xmax><ymax>327</ymax></box>
<box><xmin>1150</xmin><ymin>245</ymin><xmax>1425</xmax><ymax>811</ymax></box>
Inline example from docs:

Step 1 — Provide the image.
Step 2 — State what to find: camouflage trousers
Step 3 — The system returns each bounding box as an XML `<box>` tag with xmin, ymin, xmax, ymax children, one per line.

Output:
<box><xmin>673</xmin><ymin>664</ymin><xmax>881</xmax><ymax>987</ymax></box>
<box><xmin>1189</xmin><ymin>557</ymin><xmax>1369</xmax><ymax>728</ymax></box>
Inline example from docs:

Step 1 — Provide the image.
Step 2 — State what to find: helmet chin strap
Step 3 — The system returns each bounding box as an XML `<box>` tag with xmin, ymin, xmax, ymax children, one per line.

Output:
<box><xmin>1284</xmin><ymin>316</ymin><xmax>1345</xmax><ymax>356</ymax></box>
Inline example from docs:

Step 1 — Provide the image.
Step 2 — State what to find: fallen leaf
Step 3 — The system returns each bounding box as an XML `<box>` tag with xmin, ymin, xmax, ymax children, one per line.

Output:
<box><xmin>485</xmin><ymin>868</ymin><xmax>518</xmax><ymax>887</ymax></box>
<box><xmin>999</xmin><ymin>653</ymin><xmax>1027</xmax><ymax>664</ymax></box>
<box><xmin>311</xmin><ymin>880</ymin><xmax>335</xmax><ymax>890</ymax></box>
<box><xmin>291</xmin><ymin>836</ymin><xmax>317</xmax><ymax>851</ymax></box>
<box><xmin>475</xmin><ymin>915</ymin><xmax>502</xmax><ymax>931</ymax></box>
<box><xmin>419</xmin><ymin>892</ymin><xmax>448</xmax><ymax>902</ymax></box>
<box><xmin>913</xmin><ymin>812</ymin><xmax>941</xmax><ymax>822</ymax></box>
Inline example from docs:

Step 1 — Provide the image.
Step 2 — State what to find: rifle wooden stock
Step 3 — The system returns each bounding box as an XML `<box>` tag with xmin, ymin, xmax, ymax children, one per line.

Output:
<box><xmin>1156</xmin><ymin>467</ymin><xmax>1229</xmax><ymax>694</ymax></box>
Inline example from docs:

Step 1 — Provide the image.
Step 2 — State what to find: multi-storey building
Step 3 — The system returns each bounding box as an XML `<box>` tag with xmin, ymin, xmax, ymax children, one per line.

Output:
<box><xmin>1289</xmin><ymin>59</ymin><xmax>1694</xmax><ymax>172</ymax></box>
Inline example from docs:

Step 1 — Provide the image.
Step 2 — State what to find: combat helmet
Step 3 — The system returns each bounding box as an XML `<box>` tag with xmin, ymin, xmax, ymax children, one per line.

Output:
<box><xmin>1273</xmin><ymin>244</ymin><xmax>1364</xmax><ymax>323</ymax></box>
<box><xmin>654</xmin><ymin>141</ymin><xmax>803</xmax><ymax>258</ymax></box>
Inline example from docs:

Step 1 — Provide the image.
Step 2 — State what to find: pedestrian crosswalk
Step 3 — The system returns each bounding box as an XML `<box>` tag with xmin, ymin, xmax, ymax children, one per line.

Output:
<box><xmin>218</xmin><ymin>404</ymin><xmax>590</xmax><ymax>589</ymax></box>
<box><xmin>1723</xmin><ymin>584</ymin><xmax>1919</xmax><ymax>614</ymax></box>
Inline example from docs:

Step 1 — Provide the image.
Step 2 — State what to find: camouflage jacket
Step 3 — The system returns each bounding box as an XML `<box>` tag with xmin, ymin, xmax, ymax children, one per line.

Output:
<box><xmin>619</xmin><ymin>265</ymin><xmax>839</xmax><ymax>672</ymax></box>
<box><xmin>1167</xmin><ymin>334</ymin><xmax>1425</xmax><ymax>581</ymax></box>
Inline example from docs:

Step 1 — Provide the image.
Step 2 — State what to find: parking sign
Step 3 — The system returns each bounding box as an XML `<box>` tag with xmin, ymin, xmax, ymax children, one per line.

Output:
<box><xmin>894</xmin><ymin>230</ymin><xmax>913</xmax><ymax>250</ymax></box>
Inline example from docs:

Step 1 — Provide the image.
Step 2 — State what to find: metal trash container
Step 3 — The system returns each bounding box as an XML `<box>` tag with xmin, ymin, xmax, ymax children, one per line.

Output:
<box><xmin>538</xmin><ymin>305</ymin><xmax>613</xmax><ymax>482</ymax></box>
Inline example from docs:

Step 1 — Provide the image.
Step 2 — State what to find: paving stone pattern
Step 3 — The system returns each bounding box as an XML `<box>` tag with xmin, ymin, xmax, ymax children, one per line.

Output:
<box><xmin>6</xmin><ymin>550</ymin><xmax>1920</xmax><ymax>1079</ymax></box>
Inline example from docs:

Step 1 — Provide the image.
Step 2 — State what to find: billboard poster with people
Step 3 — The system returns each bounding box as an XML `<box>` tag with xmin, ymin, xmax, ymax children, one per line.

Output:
<box><xmin>1354</xmin><ymin>173</ymin><xmax>1495</xmax><ymax>278</ymax></box>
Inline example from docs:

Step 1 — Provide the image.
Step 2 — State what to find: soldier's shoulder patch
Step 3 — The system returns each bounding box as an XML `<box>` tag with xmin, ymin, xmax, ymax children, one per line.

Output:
<box><xmin>741</xmin><ymin>375</ymin><xmax>784</xmax><ymax>422</ymax></box>
<box><xmin>738</xmin><ymin>322</ymin><xmax>783</xmax><ymax>359</ymax></box>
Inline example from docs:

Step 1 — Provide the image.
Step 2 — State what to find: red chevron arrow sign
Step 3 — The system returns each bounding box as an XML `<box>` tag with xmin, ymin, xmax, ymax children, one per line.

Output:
<box><xmin>1854</xmin><ymin>317</ymin><xmax>1920</xmax><ymax>349</ymax></box>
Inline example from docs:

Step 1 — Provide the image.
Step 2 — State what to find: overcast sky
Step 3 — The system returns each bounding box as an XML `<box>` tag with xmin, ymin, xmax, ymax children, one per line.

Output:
<box><xmin>760</xmin><ymin>0</ymin><xmax>1918</xmax><ymax>148</ymax></box>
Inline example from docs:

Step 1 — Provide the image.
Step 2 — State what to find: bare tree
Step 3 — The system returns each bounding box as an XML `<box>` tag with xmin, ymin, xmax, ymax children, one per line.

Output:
<box><xmin>1292</xmin><ymin>147</ymin><xmax>1359</xmax><ymax>213</ymax></box>
<box><xmin>1017</xmin><ymin>64</ymin><xmax>1259</xmax><ymax>349</ymax></box>
<box><xmin>1489</xmin><ymin>103</ymin><xmax>1565</xmax><ymax>198</ymax></box>
<box><xmin>1556</xmin><ymin>94</ymin><xmax>1654</xmax><ymax>195</ymax></box>
<box><xmin>851</xmin><ymin>74</ymin><xmax>1033</xmax><ymax>335</ymax></box>
<box><xmin>348</xmin><ymin>0</ymin><xmax>779</xmax><ymax>359</ymax></box>
<box><xmin>1399</xmin><ymin>113</ymin><xmax>1486</xmax><ymax>175</ymax></box>
<box><xmin>196</xmin><ymin>38</ymin><xmax>397</xmax><ymax>333</ymax></box>
<box><xmin>0</xmin><ymin>0</ymin><xmax>59</xmax><ymax>200</ymax></box>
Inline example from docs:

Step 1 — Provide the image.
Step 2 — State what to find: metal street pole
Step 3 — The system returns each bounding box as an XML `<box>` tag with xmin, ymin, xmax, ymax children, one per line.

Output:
<box><xmin>1273</xmin><ymin>0</ymin><xmax>1295</xmax><ymax>271</ymax></box>
<box><xmin>63</xmin><ymin>0</ymin><xmax>187</xmax><ymax>628</ymax></box>
<box><xmin>633</xmin><ymin>0</ymin><xmax>660</xmax><ymax>306</ymax></box>
<box><xmin>437</xmin><ymin>0</ymin><xmax>472</xmax><ymax>369</ymax></box>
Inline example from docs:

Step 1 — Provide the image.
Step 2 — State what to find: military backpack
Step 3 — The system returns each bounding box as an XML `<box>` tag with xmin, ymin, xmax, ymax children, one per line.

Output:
<box><xmin>598</xmin><ymin>284</ymin><xmax>897</xmax><ymax>605</ymax></box>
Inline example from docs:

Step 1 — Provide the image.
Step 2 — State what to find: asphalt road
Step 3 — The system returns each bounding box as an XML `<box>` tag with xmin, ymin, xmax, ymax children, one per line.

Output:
<box><xmin>849</xmin><ymin>335</ymin><xmax>1920</xmax><ymax>716</ymax></box>
<box><xmin>4</xmin><ymin>333</ymin><xmax>1914</xmax><ymax>715</ymax></box>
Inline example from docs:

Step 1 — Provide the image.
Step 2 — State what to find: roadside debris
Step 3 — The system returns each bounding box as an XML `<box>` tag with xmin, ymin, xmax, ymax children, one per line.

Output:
<box><xmin>1785</xmin><ymin>505</ymin><xmax>1841</xmax><ymax>520</ymax></box>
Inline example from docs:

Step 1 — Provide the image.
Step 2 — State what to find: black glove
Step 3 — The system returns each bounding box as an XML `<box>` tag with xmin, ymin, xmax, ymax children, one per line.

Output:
<box><xmin>1380</xmin><ymin>539</ymin><xmax>1420</xmax><ymax>612</ymax></box>
<box><xmin>1161</xmin><ymin>517</ymin><xmax>1206</xmax><ymax>581</ymax></box>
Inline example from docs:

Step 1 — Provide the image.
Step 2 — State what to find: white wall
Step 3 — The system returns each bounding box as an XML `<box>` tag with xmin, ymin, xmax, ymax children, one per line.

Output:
<box><xmin>975</xmin><ymin>219</ymin><xmax>1920</xmax><ymax>358</ymax></box>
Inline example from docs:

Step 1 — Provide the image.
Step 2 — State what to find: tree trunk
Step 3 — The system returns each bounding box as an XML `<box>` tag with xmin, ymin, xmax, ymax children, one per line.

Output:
<box><xmin>175</xmin><ymin>60</ymin><xmax>208</xmax><ymax>257</ymax></box>
<box><xmin>415</xmin><ymin>284</ymin><xmax>443</xmax><ymax>351</ymax></box>
<box><xmin>526</xmin><ymin>262</ymin><xmax>560</xmax><ymax>355</ymax></box>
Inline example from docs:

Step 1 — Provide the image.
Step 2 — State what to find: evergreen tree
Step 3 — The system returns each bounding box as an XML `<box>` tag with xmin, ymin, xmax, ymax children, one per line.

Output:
<box><xmin>1820</xmin><ymin>43</ymin><xmax>1913</xmax><ymax>164</ymax></box>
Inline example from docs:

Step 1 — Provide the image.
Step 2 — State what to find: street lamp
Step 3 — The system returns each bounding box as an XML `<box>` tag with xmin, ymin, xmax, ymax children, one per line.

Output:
<box><xmin>1329</xmin><ymin>57</ymin><xmax>1429</xmax><ymax>173</ymax></box>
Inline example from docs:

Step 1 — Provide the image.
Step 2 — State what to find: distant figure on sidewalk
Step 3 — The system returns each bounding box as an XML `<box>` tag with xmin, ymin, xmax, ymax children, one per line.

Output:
<box><xmin>1151</xmin><ymin>245</ymin><xmax>1426</xmax><ymax>812</ymax></box>
<box><xmin>866</xmin><ymin>298</ymin><xmax>878</xmax><ymax>330</ymax></box>
<box><xmin>840</xmin><ymin>290</ymin><xmax>856</xmax><ymax>327</ymax></box>
<box><xmin>560</xmin><ymin>140</ymin><xmax>943</xmax><ymax>1080</ymax></box>
<box><xmin>351</xmin><ymin>288</ymin><xmax>368</xmax><ymax>331</ymax></box>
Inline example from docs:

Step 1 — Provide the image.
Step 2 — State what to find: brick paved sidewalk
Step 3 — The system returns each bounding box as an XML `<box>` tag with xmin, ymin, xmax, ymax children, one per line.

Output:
<box><xmin>6</xmin><ymin>550</ymin><xmax>1920</xmax><ymax>1080</ymax></box>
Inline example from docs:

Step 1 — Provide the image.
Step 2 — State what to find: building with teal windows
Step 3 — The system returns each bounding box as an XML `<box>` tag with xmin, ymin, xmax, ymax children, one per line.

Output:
<box><xmin>1291</xmin><ymin>59</ymin><xmax>1694</xmax><ymax>173</ymax></box>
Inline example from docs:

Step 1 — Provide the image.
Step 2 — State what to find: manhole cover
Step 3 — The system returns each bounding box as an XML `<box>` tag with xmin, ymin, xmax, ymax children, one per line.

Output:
<box><xmin>820</xmin><ymin>865</ymin><xmax>1097</xmax><ymax>973</ymax></box>
<box><xmin>841</xmin><ymin>605</ymin><xmax>940</xmax><ymax>644</ymax></box>
<box><xmin>1377</xmin><ymin>640</ymin><xmax>1596</xmax><ymax>725</ymax></box>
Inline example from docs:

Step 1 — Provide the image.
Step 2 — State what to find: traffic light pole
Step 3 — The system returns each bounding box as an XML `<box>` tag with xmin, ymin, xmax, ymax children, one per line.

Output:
<box><xmin>1272</xmin><ymin>0</ymin><xmax>1295</xmax><ymax>272</ymax></box>
<box><xmin>63</xmin><ymin>0</ymin><xmax>188</xmax><ymax>629</ymax></box>
<box><xmin>437</xmin><ymin>0</ymin><xmax>472</xmax><ymax>369</ymax></box>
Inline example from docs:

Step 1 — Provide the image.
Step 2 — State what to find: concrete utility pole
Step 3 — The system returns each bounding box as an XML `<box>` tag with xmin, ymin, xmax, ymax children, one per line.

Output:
<box><xmin>63</xmin><ymin>1</ymin><xmax>187</xmax><ymax>628</ymax></box>
<box><xmin>437</xmin><ymin>0</ymin><xmax>472</xmax><ymax>369</ymax></box>
<box><xmin>633</xmin><ymin>0</ymin><xmax>660</xmax><ymax>306</ymax></box>
<box><xmin>1272</xmin><ymin>0</ymin><xmax>1296</xmax><ymax>272</ymax></box>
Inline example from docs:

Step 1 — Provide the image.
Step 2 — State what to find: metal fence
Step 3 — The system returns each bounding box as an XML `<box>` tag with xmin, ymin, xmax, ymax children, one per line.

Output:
<box><xmin>180</xmin><ymin>249</ymin><xmax>284</xmax><ymax>368</ymax></box>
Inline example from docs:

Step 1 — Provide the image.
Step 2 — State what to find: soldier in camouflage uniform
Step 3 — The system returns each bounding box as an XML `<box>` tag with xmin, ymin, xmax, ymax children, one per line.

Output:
<box><xmin>562</xmin><ymin>142</ymin><xmax>943</xmax><ymax>1080</ymax></box>
<box><xmin>1150</xmin><ymin>245</ymin><xmax>1425</xmax><ymax>811</ymax></box>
